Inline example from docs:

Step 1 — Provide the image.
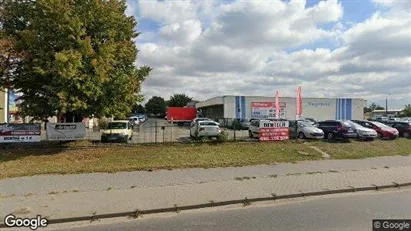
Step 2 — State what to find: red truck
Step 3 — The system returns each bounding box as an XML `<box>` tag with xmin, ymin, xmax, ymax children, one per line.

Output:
<box><xmin>167</xmin><ymin>107</ymin><xmax>197</xmax><ymax>125</ymax></box>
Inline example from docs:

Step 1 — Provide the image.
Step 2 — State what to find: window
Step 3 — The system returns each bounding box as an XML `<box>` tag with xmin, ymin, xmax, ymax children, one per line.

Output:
<box><xmin>107</xmin><ymin>122</ymin><xmax>127</xmax><ymax>129</ymax></box>
<box><xmin>199</xmin><ymin>121</ymin><xmax>218</xmax><ymax>126</ymax></box>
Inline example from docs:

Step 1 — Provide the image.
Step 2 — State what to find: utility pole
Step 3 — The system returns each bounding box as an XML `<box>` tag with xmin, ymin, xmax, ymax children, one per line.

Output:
<box><xmin>385</xmin><ymin>96</ymin><xmax>388</xmax><ymax>117</ymax></box>
<box><xmin>385</xmin><ymin>94</ymin><xmax>391</xmax><ymax>117</ymax></box>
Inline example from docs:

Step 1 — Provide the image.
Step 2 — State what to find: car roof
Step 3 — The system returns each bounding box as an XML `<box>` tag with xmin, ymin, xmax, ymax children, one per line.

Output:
<box><xmin>199</xmin><ymin>120</ymin><xmax>218</xmax><ymax>124</ymax></box>
<box><xmin>110</xmin><ymin>120</ymin><xmax>130</xmax><ymax>123</ymax></box>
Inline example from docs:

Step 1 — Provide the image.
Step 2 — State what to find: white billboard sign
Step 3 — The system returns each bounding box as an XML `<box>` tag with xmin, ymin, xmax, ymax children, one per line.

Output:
<box><xmin>46</xmin><ymin>123</ymin><xmax>86</xmax><ymax>141</ymax></box>
<box><xmin>259</xmin><ymin>120</ymin><xmax>290</xmax><ymax>128</ymax></box>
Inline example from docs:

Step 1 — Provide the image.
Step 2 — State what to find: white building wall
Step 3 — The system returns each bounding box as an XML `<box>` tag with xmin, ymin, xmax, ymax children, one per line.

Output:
<box><xmin>201</xmin><ymin>95</ymin><xmax>365</xmax><ymax>120</ymax></box>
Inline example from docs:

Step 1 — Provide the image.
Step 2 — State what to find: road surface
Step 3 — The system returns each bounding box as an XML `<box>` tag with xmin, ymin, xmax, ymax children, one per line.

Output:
<box><xmin>52</xmin><ymin>189</ymin><xmax>411</xmax><ymax>231</ymax></box>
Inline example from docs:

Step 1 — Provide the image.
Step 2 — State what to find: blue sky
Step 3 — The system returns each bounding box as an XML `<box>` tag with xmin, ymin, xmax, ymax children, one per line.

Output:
<box><xmin>128</xmin><ymin>0</ymin><xmax>411</xmax><ymax>109</ymax></box>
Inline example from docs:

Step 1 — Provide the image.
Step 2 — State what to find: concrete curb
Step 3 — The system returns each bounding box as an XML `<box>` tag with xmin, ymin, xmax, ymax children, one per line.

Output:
<box><xmin>1</xmin><ymin>182</ymin><xmax>411</xmax><ymax>228</ymax></box>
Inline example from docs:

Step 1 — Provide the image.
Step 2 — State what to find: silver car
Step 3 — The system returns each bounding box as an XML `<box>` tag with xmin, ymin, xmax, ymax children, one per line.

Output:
<box><xmin>296</xmin><ymin>121</ymin><xmax>324</xmax><ymax>139</ymax></box>
<box><xmin>190</xmin><ymin>120</ymin><xmax>222</xmax><ymax>139</ymax></box>
<box><xmin>346</xmin><ymin>120</ymin><xmax>377</xmax><ymax>140</ymax></box>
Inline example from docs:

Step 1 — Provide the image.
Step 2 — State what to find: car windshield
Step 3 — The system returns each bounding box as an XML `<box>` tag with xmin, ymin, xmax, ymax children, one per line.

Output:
<box><xmin>107</xmin><ymin>122</ymin><xmax>127</xmax><ymax>129</ymax></box>
<box><xmin>199</xmin><ymin>121</ymin><xmax>218</xmax><ymax>126</ymax></box>
<box><xmin>372</xmin><ymin>121</ymin><xmax>390</xmax><ymax>128</ymax></box>
<box><xmin>298</xmin><ymin>121</ymin><xmax>312</xmax><ymax>127</ymax></box>
<box><xmin>343</xmin><ymin>121</ymin><xmax>357</xmax><ymax>127</ymax></box>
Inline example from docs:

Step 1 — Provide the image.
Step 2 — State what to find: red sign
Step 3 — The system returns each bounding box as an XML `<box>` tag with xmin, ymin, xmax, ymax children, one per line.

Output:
<box><xmin>259</xmin><ymin>127</ymin><xmax>289</xmax><ymax>141</ymax></box>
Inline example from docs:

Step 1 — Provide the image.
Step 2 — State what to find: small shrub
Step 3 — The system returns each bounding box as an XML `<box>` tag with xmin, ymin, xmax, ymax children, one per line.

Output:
<box><xmin>217</xmin><ymin>130</ymin><xmax>229</xmax><ymax>142</ymax></box>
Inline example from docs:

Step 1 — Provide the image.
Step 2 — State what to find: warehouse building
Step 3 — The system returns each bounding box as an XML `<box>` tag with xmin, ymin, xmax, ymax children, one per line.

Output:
<box><xmin>196</xmin><ymin>95</ymin><xmax>366</xmax><ymax>126</ymax></box>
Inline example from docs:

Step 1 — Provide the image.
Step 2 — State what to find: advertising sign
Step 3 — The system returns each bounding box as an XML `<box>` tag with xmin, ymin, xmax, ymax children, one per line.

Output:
<box><xmin>251</xmin><ymin>102</ymin><xmax>286</xmax><ymax>119</ymax></box>
<box><xmin>7</xmin><ymin>91</ymin><xmax>24</xmax><ymax>123</ymax></box>
<box><xmin>46</xmin><ymin>123</ymin><xmax>86</xmax><ymax>141</ymax></box>
<box><xmin>0</xmin><ymin>123</ymin><xmax>41</xmax><ymax>143</ymax></box>
<box><xmin>259</xmin><ymin>120</ymin><xmax>289</xmax><ymax>141</ymax></box>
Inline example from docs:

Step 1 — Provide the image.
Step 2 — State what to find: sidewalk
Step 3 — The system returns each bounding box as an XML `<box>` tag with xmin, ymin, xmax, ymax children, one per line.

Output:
<box><xmin>1</xmin><ymin>158</ymin><xmax>411</xmax><ymax>225</ymax></box>
<box><xmin>1</xmin><ymin>155</ymin><xmax>411</xmax><ymax>197</ymax></box>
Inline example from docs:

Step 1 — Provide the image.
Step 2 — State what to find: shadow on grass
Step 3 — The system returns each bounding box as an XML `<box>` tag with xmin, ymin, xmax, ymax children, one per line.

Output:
<box><xmin>0</xmin><ymin>141</ymin><xmax>104</xmax><ymax>162</ymax></box>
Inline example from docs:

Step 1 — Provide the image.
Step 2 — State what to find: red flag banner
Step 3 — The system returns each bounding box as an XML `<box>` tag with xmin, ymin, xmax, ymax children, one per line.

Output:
<box><xmin>275</xmin><ymin>91</ymin><xmax>280</xmax><ymax>119</ymax></box>
<box><xmin>296</xmin><ymin>86</ymin><xmax>302</xmax><ymax>119</ymax></box>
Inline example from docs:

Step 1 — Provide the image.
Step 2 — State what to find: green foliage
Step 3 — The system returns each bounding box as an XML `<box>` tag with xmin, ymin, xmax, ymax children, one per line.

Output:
<box><xmin>132</xmin><ymin>104</ymin><xmax>145</xmax><ymax>114</ymax></box>
<box><xmin>402</xmin><ymin>104</ymin><xmax>411</xmax><ymax>117</ymax></box>
<box><xmin>217</xmin><ymin>130</ymin><xmax>229</xmax><ymax>142</ymax></box>
<box><xmin>145</xmin><ymin>96</ymin><xmax>166</xmax><ymax>116</ymax></box>
<box><xmin>1</xmin><ymin>0</ymin><xmax>151</xmax><ymax>120</ymax></box>
<box><xmin>365</xmin><ymin>103</ymin><xmax>384</xmax><ymax>113</ymax></box>
<box><xmin>167</xmin><ymin>94</ymin><xmax>193</xmax><ymax>107</ymax></box>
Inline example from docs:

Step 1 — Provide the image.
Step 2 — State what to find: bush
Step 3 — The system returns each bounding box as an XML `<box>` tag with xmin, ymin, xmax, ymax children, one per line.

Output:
<box><xmin>217</xmin><ymin>130</ymin><xmax>229</xmax><ymax>142</ymax></box>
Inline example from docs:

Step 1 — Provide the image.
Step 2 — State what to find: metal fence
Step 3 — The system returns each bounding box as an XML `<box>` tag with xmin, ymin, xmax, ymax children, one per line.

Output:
<box><xmin>37</xmin><ymin>121</ymin><xmax>251</xmax><ymax>144</ymax></box>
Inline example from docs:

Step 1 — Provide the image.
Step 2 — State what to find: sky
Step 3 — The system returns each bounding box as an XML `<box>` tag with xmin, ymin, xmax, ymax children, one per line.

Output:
<box><xmin>126</xmin><ymin>0</ymin><xmax>411</xmax><ymax>109</ymax></box>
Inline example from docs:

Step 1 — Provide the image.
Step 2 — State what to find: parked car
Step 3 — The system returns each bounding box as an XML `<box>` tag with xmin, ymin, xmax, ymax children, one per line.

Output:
<box><xmin>190</xmin><ymin>117</ymin><xmax>213</xmax><ymax>127</ymax></box>
<box><xmin>317</xmin><ymin>120</ymin><xmax>358</xmax><ymax>141</ymax></box>
<box><xmin>101</xmin><ymin>120</ymin><xmax>133</xmax><ymax>143</ymax></box>
<box><xmin>190</xmin><ymin>120</ymin><xmax>222</xmax><ymax>139</ymax></box>
<box><xmin>248</xmin><ymin>119</ymin><xmax>263</xmax><ymax>138</ymax></box>
<box><xmin>136</xmin><ymin>114</ymin><xmax>147</xmax><ymax>123</ymax></box>
<box><xmin>346</xmin><ymin>120</ymin><xmax>377</xmax><ymax>140</ymax></box>
<box><xmin>352</xmin><ymin>120</ymin><xmax>399</xmax><ymax>139</ymax></box>
<box><xmin>384</xmin><ymin>121</ymin><xmax>411</xmax><ymax>138</ymax></box>
<box><xmin>128</xmin><ymin>116</ymin><xmax>141</xmax><ymax>127</ymax></box>
<box><xmin>297</xmin><ymin>118</ymin><xmax>319</xmax><ymax>127</ymax></box>
<box><xmin>290</xmin><ymin>121</ymin><xmax>324</xmax><ymax>139</ymax></box>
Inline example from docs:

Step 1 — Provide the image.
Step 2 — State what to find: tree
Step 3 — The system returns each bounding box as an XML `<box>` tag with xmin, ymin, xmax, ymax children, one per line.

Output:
<box><xmin>145</xmin><ymin>96</ymin><xmax>166</xmax><ymax>116</ymax></box>
<box><xmin>132</xmin><ymin>104</ymin><xmax>145</xmax><ymax>114</ymax></box>
<box><xmin>402</xmin><ymin>104</ymin><xmax>411</xmax><ymax>117</ymax></box>
<box><xmin>167</xmin><ymin>93</ymin><xmax>193</xmax><ymax>107</ymax></box>
<box><xmin>367</xmin><ymin>103</ymin><xmax>384</xmax><ymax>112</ymax></box>
<box><xmin>1</xmin><ymin>0</ymin><xmax>151</xmax><ymax>121</ymax></box>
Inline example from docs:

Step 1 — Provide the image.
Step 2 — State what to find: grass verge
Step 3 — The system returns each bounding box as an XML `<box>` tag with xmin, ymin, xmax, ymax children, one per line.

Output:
<box><xmin>310</xmin><ymin>139</ymin><xmax>411</xmax><ymax>159</ymax></box>
<box><xmin>0</xmin><ymin>141</ymin><xmax>320</xmax><ymax>179</ymax></box>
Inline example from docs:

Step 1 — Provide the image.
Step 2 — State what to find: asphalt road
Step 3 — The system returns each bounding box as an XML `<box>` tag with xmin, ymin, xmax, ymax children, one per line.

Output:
<box><xmin>53</xmin><ymin>189</ymin><xmax>411</xmax><ymax>231</ymax></box>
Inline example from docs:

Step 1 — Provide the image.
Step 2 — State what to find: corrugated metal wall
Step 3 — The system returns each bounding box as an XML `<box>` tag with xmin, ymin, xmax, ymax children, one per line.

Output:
<box><xmin>221</xmin><ymin>96</ymin><xmax>365</xmax><ymax>120</ymax></box>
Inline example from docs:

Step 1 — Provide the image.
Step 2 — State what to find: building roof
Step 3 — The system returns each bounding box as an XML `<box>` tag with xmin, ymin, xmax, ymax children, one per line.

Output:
<box><xmin>372</xmin><ymin>109</ymin><xmax>403</xmax><ymax>113</ymax></box>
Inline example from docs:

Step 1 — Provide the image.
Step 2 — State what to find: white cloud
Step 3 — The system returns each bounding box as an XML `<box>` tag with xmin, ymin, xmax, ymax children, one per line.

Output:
<box><xmin>135</xmin><ymin>0</ymin><xmax>411</xmax><ymax>108</ymax></box>
<box><xmin>158</xmin><ymin>20</ymin><xmax>202</xmax><ymax>45</ymax></box>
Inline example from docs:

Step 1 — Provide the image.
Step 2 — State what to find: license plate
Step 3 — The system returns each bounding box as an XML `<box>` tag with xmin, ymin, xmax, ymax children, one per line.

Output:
<box><xmin>108</xmin><ymin>137</ymin><xmax>116</xmax><ymax>140</ymax></box>
<box><xmin>348</xmin><ymin>129</ymin><xmax>353</xmax><ymax>132</ymax></box>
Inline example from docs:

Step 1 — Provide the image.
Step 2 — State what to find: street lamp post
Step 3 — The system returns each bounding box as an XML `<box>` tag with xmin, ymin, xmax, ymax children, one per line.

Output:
<box><xmin>385</xmin><ymin>94</ymin><xmax>391</xmax><ymax>117</ymax></box>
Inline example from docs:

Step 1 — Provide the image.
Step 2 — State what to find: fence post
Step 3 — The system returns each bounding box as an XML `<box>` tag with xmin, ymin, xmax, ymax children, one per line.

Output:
<box><xmin>233</xmin><ymin>121</ymin><xmax>237</xmax><ymax>141</ymax></box>
<box><xmin>162</xmin><ymin>126</ymin><xmax>165</xmax><ymax>143</ymax></box>
<box><xmin>171</xmin><ymin>124</ymin><xmax>173</xmax><ymax>142</ymax></box>
<box><xmin>295</xmin><ymin>122</ymin><xmax>298</xmax><ymax>140</ymax></box>
<box><xmin>154</xmin><ymin>121</ymin><xmax>158</xmax><ymax>143</ymax></box>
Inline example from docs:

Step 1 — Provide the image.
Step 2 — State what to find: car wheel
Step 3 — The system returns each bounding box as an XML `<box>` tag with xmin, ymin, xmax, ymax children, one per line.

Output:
<box><xmin>404</xmin><ymin>132</ymin><xmax>410</xmax><ymax>138</ymax></box>
<box><xmin>248</xmin><ymin>130</ymin><xmax>253</xmax><ymax>138</ymax></box>
<box><xmin>298</xmin><ymin>132</ymin><xmax>305</xmax><ymax>139</ymax></box>
<box><xmin>124</xmin><ymin>136</ymin><xmax>129</xmax><ymax>143</ymax></box>
<box><xmin>327</xmin><ymin>133</ymin><xmax>334</xmax><ymax>142</ymax></box>
<box><xmin>377</xmin><ymin>132</ymin><xmax>383</xmax><ymax>139</ymax></box>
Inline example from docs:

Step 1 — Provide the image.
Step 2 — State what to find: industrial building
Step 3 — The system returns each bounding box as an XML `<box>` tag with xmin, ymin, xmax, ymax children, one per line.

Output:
<box><xmin>196</xmin><ymin>95</ymin><xmax>366</xmax><ymax>126</ymax></box>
